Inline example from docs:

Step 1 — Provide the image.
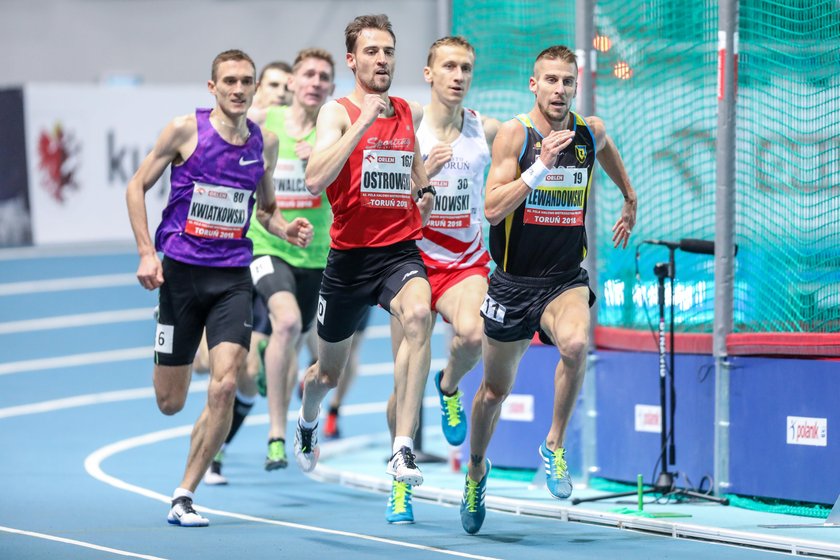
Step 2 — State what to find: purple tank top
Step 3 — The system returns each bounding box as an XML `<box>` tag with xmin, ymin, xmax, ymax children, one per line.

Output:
<box><xmin>155</xmin><ymin>108</ymin><xmax>264</xmax><ymax>267</ymax></box>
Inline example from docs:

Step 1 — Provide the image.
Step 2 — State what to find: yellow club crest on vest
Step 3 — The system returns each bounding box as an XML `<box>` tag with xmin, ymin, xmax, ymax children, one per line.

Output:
<box><xmin>575</xmin><ymin>145</ymin><xmax>587</xmax><ymax>163</ymax></box>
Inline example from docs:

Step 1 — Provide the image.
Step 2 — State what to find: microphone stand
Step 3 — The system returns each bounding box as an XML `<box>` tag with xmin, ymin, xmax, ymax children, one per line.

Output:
<box><xmin>573</xmin><ymin>246</ymin><xmax>728</xmax><ymax>506</ymax></box>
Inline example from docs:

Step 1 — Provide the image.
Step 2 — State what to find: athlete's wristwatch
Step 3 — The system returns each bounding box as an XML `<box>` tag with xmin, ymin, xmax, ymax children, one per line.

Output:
<box><xmin>416</xmin><ymin>185</ymin><xmax>436</xmax><ymax>201</ymax></box>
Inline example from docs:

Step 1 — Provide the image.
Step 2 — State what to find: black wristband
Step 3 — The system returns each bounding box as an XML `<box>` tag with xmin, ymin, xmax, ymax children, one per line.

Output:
<box><xmin>416</xmin><ymin>184</ymin><xmax>436</xmax><ymax>201</ymax></box>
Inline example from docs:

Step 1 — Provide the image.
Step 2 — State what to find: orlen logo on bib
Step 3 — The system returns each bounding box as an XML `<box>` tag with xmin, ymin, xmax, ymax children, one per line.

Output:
<box><xmin>786</xmin><ymin>416</ymin><xmax>827</xmax><ymax>447</ymax></box>
<box><xmin>377</xmin><ymin>155</ymin><xmax>396</xmax><ymax>164</ymax></box>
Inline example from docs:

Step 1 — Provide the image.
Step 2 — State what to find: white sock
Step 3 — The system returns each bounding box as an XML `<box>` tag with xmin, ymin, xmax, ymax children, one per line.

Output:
<box><xmin>299</xmin><ymin>409</ymin><xmax>319</xmax><ymax>429</ymax></box>
<box><xmin>393</xmin><ymin>437</ymin><xmax>414</xmax><ymax>455</ymax></box>
<box><xmin>173</xmin><ymin>487</ymin><xmax>194</xmax><ymax>501</ymax></box>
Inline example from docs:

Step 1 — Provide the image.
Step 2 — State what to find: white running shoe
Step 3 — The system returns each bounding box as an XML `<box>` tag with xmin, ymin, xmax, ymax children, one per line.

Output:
<box><xmin>386</xmin><ymin>446</ymin><xmax>424</xmax><ymax>486</ymax></box>
<box><xmin>203</xmin><ymin>451</ymin><xmax>227</xmax><ymax>486</ymax></box>
<box><xmin>167</xmin><ymin>496</ymin><xmax>209</xmax><ymax>527</ymax></box>
<box><xmin>294</xmin><ymin>420</ymin><xmax>320</xmax><ymax>472</ymax></box>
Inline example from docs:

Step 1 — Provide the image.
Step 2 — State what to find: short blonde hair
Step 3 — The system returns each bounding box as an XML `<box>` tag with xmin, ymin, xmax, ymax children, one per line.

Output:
<box><xmin>293</xmin><ymin>48</ymin><xmax>335</xmax><ymax>77</ymax></box>
<box><xmin>426</xmin><ymin>36</ymin><xmax>475</xmax><ymax>67</ymax></box>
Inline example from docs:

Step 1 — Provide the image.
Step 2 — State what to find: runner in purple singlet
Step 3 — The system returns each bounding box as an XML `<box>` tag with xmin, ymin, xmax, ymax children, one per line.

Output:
<box><xmin>126</xmin><ymin>49</ymin><xmax>313</xmax><ymax>527</ymax></box>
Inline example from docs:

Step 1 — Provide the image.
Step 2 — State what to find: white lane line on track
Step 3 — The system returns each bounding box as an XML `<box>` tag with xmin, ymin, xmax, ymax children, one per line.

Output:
<box><xmin>0</xmin><ymin>242</ymin><xmax>135</xmax><ymax>260</ymax></box>
<box><xmin>0</xmin><ymin>381</ymin><xmax>209</xmax><ymax>419</ymax></box>
<box><xmin>0</xmin><ymin>318</ymin><xmax>445</xmax><ymax>337</ymax></box>
<box><xmin>83</xmin><ymin>418</ymin><xmax>498</xmax><ymax>560</ymax></box>
<box><xmin>0</xmin><ymin>308</ymin><xmax>155</xmax><ymax>334</ymax></box>
<box><xmin>0</xmin><ymin>347</ymin><xmax>152</xmax><ymax>376</ymax></box>
<box><xmin>0</xmin><ymin>340</ymin><xmax>444</xmax><ymax>378</ymax></box>
<box><xmin>0</xmin><ymin>525</ymin><xmax>169</xmax><ymax>560</ymax></box>
<box><xmin>0</xmin><ymin>273</ymin><xmax>137</xmax><ymax>296</ymax></box>
<box><xmin>0</xmin><ymin>383</ymin><xmax>435</xmax><ymax>420</ymax></box>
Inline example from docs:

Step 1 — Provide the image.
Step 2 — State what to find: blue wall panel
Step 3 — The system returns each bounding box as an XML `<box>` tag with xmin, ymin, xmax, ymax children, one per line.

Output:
<box><xmin>728</xmin><ymin>356</ymin><xmax>840</xmax><ymax>504</ymax></box>
<box><xmin>594</xmin><ymin>350</ymin><xmax>716</xmax><ymax>489</ymax></box>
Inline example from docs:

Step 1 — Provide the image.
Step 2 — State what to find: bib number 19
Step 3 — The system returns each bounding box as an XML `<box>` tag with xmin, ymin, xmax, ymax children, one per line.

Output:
<box><xmin>481</xmin><ymin>294</ymin><xmax>506</xmax><ymax>324</ymax></box>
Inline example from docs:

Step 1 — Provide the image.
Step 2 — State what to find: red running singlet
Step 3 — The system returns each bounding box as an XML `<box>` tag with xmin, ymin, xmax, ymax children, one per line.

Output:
<box><xmin>326</xmin><ymin>97</ymin><xmax>422</xmax><ymax>250</ymax></box>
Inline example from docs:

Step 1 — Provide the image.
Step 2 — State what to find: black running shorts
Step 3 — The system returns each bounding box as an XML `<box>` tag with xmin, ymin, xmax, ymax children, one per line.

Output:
<box><xmin>250</xmin><ymin>255</ymin><xmax>324</xmax><ymax>333</ymax></box>
<box><xmin>155</xmin><ymin>256</ymin><xmax>253</xmax><ymax>366</ymax></box>
<box><xmin>317</xmin><ymin>240</ymin><xmax>428</xmax><ymax>343</ymax></box>
<box><xmin>252</xmin><ymin>289</ymin><xmax>270</xmax><ymax>337</ymax></box>
<box><xmin>482</xmin><ymin>267</ymin><xmax>595</xmax><ymax>344</ymax></box>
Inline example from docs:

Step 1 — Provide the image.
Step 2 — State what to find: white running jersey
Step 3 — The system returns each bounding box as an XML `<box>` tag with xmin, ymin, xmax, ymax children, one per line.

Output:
<box><xmin>417</xmin><ymin>108</ymin><xmax>491</xmax><ymax>270</ymax></box>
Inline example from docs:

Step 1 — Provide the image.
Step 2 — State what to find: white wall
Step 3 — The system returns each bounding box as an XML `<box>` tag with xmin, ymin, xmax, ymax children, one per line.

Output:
<box><xmin>1</xmin><ymin>0</ymin><xmax>440</xmax><ymax>90</ymax></box>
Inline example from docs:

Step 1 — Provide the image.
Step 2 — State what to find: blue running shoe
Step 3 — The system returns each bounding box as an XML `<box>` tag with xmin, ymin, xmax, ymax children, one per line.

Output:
<box><xmin>460</xmin><ymin>459</ymin><xmax>491</xmax><ymax>534</ymax></box>
<box><xmin>539</xmin><ymin>441</ymin><xmax>572</xmax><ymax>499</ymax></box>
<box><xmin>434</xmin><ymin>370</ymin><xmax>467</xmax><ymax>446</ymax></box>
<box><xmin>385</xmin><ymin>480</ymin><xmax>414</xmax><ymax>524</ymax></box>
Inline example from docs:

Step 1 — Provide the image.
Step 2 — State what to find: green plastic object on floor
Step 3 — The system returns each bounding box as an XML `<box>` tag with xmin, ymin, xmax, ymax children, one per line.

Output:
<box><xmin>611</xmin><ymin>474</ymin><xmax>692</xmax><ymax>519</ymax></box>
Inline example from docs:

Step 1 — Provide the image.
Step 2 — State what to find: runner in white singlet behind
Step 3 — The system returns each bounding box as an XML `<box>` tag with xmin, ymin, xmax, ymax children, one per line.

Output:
<box><xmin>385</xmin><ymin>35</ymin><xmax>499</xmax><ymax>524</ymax></box>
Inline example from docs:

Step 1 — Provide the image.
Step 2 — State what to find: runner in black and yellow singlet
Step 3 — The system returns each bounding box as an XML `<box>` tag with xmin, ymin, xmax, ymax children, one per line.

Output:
<box><xmin>489</xmin><ymin>110</ymin><xmax>595</xmax><ymax>277</ymax></box>
<box><xmin>459</xmin><ymin>45</ymin><xmax>638</xmax><ymax>536</ymax></box>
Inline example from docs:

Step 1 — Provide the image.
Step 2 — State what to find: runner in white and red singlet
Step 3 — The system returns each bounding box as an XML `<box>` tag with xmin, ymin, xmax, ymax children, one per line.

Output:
<box><xmin>385</xmin><ymin>36</ymin><xmax>499</xmax><ymax>524</ymax></box>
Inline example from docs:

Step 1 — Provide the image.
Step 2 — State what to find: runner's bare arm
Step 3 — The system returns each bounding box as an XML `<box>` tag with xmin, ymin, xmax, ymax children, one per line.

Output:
<box><xmin>482</xmin><ymin>116</ymin><xmax>501</xmax><ymax>149</ymax></box>
<box><xmin>306</xmin><ymin>97</ymin><xmax>383</xmax><ymax>195</ymax></box>
<box><xmin>126</xmin><ymin>115</ymin><xmax>196</xmax><ymax>290</ymax></box>
<box><xmin>412</xmin><ymin>141</ymin><xmax>434</xmax><ymax>226</ymax></box>
<box><xmin>484</xmin><ymin>119</ymin><xmax>574</xmax><ymax>226</ymax></box>
<box><xmin>586</xmin><ymin>116</ymin><xmax>637</xmax><ymax>248</ymax></box>
<box><xmin>254</xmin><ymin>130</ymin><xmax>286</xmax><ymax>239</ymax></box>
<box><xmin>483</xmin><ymin>119</ymin><xmax>531</xmax><ymax>226</ymax></box>
<box><xmin>408</xmin><ymin>100</ymin><xmax>424</xmax><ymax>130</ymax></box>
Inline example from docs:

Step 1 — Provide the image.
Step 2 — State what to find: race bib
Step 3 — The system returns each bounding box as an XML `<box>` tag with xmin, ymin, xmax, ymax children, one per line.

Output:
<box><xmin>273</xmin><ymin>159</ymin><xmax>320</xmax><ymax>209</ymax></box>
<box><xmin>250</xmin><ymin>255</ymin><xmax>274</xmax><ymax>285</ymax></box>
<box><xmin>481</xmin><ymin>294</ymin><xmax>506</xmax><ymax>324</ymax></box>
<box><xmin>360</xmin><ymin>149</ymin><xmax>413</xmax><ymax>210</ymax></box>
<box><xmin>186</xmin><ymin>182</ymin><xmax>250</xmax><ymax>239</ymax></box>
<box><xmin>524</xmin><ymin>167</ymin><xmax>588</xmax><ymax>227</ymax></box>
<box><xmin>154</xmin><ymin>323</ymin><xmax>174</xmax><ymax>354</ymax></box>
<box><xmin>427</xmin><ymin>177</ymin><xmax>471</xmax><ymax>229</ymax></box>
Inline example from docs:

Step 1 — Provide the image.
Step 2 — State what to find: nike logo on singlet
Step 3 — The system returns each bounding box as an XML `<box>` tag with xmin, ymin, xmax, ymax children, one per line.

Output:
<box><xmin>239</xmin><ymin>157</ymin><xmax>260</xmax><ymax>166</ymax></box>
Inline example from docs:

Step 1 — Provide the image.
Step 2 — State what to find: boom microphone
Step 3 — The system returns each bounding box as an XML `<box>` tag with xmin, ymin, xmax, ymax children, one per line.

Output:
<box><xmin>679</xmin><ymin>238</ymin><xmax>739</xmax><ymax>256</ymax></box>
<box><xmin>642</xmin><ymin>238</ymin><xmax>738</xmax><ymax>256</ymax></box>
<box><xmin>678</xmin><ymin>238</ymin><xmax>715</xmax><ymax>255</ymax></box>
<box><xmin>642</xmin><ymin>239</ymin><xmax>680</xmax><ymax>250</ymax></box>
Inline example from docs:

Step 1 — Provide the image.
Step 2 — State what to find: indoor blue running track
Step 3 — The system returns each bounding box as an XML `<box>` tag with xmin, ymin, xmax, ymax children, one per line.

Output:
<box><xmin>0</xmin><ymin>246</ymin><xmax>821</xmax><ymax>559</ymax></box>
